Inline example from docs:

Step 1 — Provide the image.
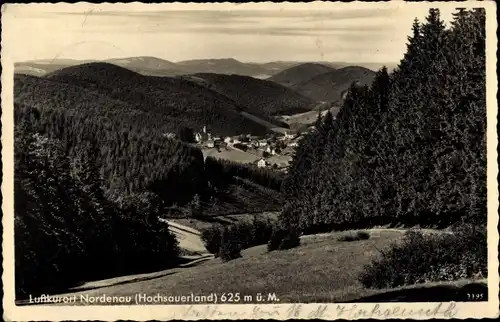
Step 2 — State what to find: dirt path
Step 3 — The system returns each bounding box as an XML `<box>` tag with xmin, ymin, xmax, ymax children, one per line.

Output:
<box><xmin>159</xmin><ymin>218</ymin><xmax>209</xmax><ymax>254</ymax></box>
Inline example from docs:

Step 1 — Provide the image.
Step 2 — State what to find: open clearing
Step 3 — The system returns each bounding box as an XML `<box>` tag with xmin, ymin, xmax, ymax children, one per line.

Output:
<box><xmin>170</xmin><ymin>211</ymin><xmax>280</xmax><ymax>232</ymax></box>
<box><xmin>23</xmin><ymin>228</ymin><xmax>486</xmax><ymax>305</ymax></box>
<box><xmin>202</xmin><ymin>147</ymin><xmax>260</xmax><ymax>164</ymax></box>
<box><xmin>240</xmin><ymin>111</ymin><xmax>289</xmax><ymax>134</ymax></box>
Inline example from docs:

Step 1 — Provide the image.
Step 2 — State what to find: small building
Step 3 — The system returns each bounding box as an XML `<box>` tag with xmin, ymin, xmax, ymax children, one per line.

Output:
<box><xmin>266</xmin><ymin>146</ymin><xmax>278</xmax><ymax>155</ymax></box>
<box><xmin>206</xmin><ymin>140</ymin><xmax>215</xmax><ymax>148</ymax></box>
<box><xmin>258</xmin><ymin>140</ymin><xmax>268</xmax><ymax>147</ymax></box>
<box><xmin>163</xmin><ymin>133</ymin><xmax>176</xmax><ymax>139</ymax></box>
<box><xmin>289</xmin><ymin>142</ymin><xmax>299</xmax><ymax>147</ymax></box>
<box><xmin>195</xmin><ymin>130</ymin><xmax>212</xmax><ymax>143</ymax></box>
<box><xmin>224</xmin><ymin>137</ymin><xmax>232</xmax><ymax>144</ymax></box>
<box><xmin>257</xmin><ymin>159</ymin><xmax>268</xmax><ymax>168</ymax></box>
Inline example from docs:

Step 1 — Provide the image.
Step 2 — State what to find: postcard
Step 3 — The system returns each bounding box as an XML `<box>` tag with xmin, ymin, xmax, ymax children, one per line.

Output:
<box><xmin>2</xmin><ymin>1</ymin><xmax>498</xmax><ymax>320</ymax></box>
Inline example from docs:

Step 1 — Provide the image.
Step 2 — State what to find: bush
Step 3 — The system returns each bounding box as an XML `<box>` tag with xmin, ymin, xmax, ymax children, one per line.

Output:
<box><xmin>279</xmin><ymin>226</ymin><xmax>301</xmax><ymax>250</ymax></box>
<box><xmin>359</xmin><ymin>225</ymin><xmax>487</xmax><ymax>289</ymax></box>
<box><xmin>219</xmin><ymin>227</ymin><xmax>242</xmax><ymax>262</ymax></box>
<box><xmin>200</xmin><ymin>224</ymin><xmax>223</xmax><ymax>256</ymax></box>
<box><xmin>188</xmin><ymin>194</ymin><xmax>203</xmax><ymax>218</ymax></box>
<box><xmin>267</xmin><ymin>227</ymin><xmax>287</xmax><ymax>252</ymax></box>
<box><xmin>337</xmin><ymin>231</ymin><xmax>371</xmax><ymax>242</ymax></box>
<box><xmin>267</xmin><ymin>225</ymin><xmax>301</xmax><ymax>252</ymax></box>
<box><xmin>201</xmin><ymin>217</ymin><xmax>275</xmax><ymax>256</ymax></box>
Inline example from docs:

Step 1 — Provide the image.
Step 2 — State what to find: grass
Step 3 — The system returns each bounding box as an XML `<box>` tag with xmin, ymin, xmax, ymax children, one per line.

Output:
<box><xmin>171</xmin><ymin>212</ymin><xmax>279</xmax><ymax>232</ymax></box>
<box><xmin>23</xmin><ymin>228</ymin><xmax>487</xmax><ymax>306</ymax></box>
<box><xmin>44</xmin><ymin>229</ymin><xmax>412</xmax><ymax>304</ymax></box>
<box><xmin>359</xmin><ymin>226</ymin><xmax>487</xmax><ymax>289</ymax></box>
<box><xmin>278</xmin><ymin>110</ymin><xmax>322</xmax><ymax>126</ymax></box>
<box><xmin>337</xmin><ymin>231</ymin><xmax>371</xmax><ymax>242</ymax></box>
<box><xmin>202</xmin><ymin>148</ymin><xmax>260</xmax><ymax>164</ymax></box>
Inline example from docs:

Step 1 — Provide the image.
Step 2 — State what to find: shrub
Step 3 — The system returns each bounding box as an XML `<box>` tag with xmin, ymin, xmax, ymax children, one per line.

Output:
<box><xmin>200</xmin><ymin>224</ymin><xmax>223</xmax><ymax>256</ymax></box>
<box><xmin>267</xmin><ymin>226</ymin><xmax>286</xmax><ymax>252</ymax></box>
<box><xmin>267</xmin><ymin>225</ymin><xmax>301</xmax><ymax>252</ymax></box>
<box><xmin>279</xmin><ymin>226</ymin><xmax>301</xmax><ymax>250</ymax></box>
<box><xmin>188</xmin><ymin>194</ymin><xmax>203</xmax><ymax>218</ymax></box>
<box><xmin>337</xmin><ymin>231</ymin><xmax>371</xmax><ymax>242</ymax></box>
<box><xmin>201</xmin><ymin>217</ymin><xmax>275</xmax><ymax>256</ymax></box>
<box><xmin>219</xmin><ymin>227</ymin><xmax>242</xmax><ymax>262</ymax></box>
<box><xmin>359</xmin><ymin>225</ymin><xmax>487</xmax><ymax>289</ymax></box>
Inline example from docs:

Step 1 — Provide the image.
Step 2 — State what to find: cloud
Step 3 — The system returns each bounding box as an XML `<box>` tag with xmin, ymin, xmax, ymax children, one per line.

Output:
<box><xmin>7</xmin><ymin>4</ymin><xmax>436</xmax><ymax>63</ymax></box>
<box><xmin>65</xmin><ymin>9</ymin><xmax>394</xmax><ymax>39</ymax></box>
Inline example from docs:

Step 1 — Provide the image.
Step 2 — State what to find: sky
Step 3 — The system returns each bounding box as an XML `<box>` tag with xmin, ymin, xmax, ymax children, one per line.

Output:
<box><xmin>3</xmin><ymin>2</ymin><xmax>459</xmax><ymax>64</ymax></box>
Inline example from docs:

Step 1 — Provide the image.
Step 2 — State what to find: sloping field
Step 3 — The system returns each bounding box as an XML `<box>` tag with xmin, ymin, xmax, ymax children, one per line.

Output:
<box><xmin>202</xmin><ymin>147</ymin><xmax>260</xmax><ymax>164</ymax></box>
<box><xmin>21</xmin><ymin>228</ymin><xmax>484</xmax><ymax>305</ymax></box>
<box><xmin>170</xmin><ymin>212</ymin><xmax>280</xmax><ymax>232</ymax></box>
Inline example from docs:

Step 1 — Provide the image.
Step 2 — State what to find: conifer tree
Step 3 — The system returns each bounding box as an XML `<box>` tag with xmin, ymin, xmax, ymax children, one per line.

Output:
<box><xmin>219</xmin><ymin>227</ymin><xmax>242</xmax><ymax>261</ymax></box>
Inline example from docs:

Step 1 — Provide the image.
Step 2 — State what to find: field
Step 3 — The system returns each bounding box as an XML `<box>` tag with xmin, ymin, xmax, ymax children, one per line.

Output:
<box><xmin>20</xmin><ymin>228</ymin><xmax>486</xmax><ymax>306</ymax></box>
<box><xmin>201</xmin><ymin>146</ymin><xmax>291</xmax><ymax>169</ymax></box>
<box><xmin>170</xmin><ymin>211</ymin><xmax>280</xmax><ymax>232</ymax></box>
<box><xmin>202</xmin><ymin>147</ymin><xmax>260</xmax><ymax>164</ymax></box>
<box><xmin>278</xmin><ymin>106</ymin><xmax>342</xmax><ymax>127</ymax></box>
<box><xmin>278</xmin><ymin>110</ymin><xmax>322</xmax><ymax>126</ymax></box>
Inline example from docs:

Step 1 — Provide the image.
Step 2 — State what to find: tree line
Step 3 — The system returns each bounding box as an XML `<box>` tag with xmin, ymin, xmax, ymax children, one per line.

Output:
<box><xmin>14</xmin><ymin>126</ymin><xmax>180</xmax><ymax>298</ymax></box>
<box><xmin>280</xmin><ymin>8</ymin><xmax>486</xmax><ymax>233</ymax></box>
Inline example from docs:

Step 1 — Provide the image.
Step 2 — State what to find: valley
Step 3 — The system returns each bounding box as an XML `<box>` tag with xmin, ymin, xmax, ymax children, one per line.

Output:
<box><xmin>12</xmin><ymin>6</ymin><xmax>488</xmax><ymax>308</ymax></box>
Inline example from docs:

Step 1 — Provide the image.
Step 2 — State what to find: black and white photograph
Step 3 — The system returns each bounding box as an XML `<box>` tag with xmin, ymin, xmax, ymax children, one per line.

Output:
<box><xmin>1</xmin><ymin>1</ymin><xmax>498</xmax><ymax>320</ymax></box>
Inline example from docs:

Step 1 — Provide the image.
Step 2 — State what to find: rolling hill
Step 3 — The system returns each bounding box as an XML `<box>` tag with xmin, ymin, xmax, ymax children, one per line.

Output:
<box><xmin>176</xmin><ymin>58</ymin><xmax>270</xmax><ymax>77</ymax></box>
<box><xmin>19</xmin><ymin>62</ymin><xmax>270</xmax><ymax>137</ymax></box>
<box><xmin>291</xmin><ymin>66</ymin><xmax>377</xmax><ymax>103</ymax></box>
<box><xmin>267</xmin><ymin>63</ymin><xmax>336</xmax><ymax>87</ymax></box>
<box><xmin>15</xmin><ymin>57</ymin><xmax>394</xmax><ymax>79</ymax></box>
<box><xmin>187</xmin><ymin>73</ymin><xmax>317</xmax><ymax>117</ymax></box>
<box><xmin>104</xmin><ymin>56</ymin><xmax>185</xmax><ymax>76</ymax></box>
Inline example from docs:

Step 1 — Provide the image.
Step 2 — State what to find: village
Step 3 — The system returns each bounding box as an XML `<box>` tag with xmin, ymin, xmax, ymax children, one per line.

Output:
<box><xmin>193</xmin><ymin>126</ymin><xmax>304</xmax><ymax>171</ymax></box>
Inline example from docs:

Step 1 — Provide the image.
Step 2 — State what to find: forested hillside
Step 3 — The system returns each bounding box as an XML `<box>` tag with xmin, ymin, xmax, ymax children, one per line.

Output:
<box><xmin>267</xmin><ymin>63</ymin><xmax>336</xmax><ymax>87</ymax></box>
<box><xmin>281</xmin><ymin>9</ymin><xmax>486</xmax><ymax>233</ymax></box>
<box><xmin>14</xmin><ymin>121</ymin><xmax>181</xmax><ymax>298</ymax></box>
<box><xmin>14</xmin><ymin>64</ymin><xmax>286</xmax><ymax>297</ymax></box>
<box><xmin>291</xmin><ymin>66</ymin><xmax>376</xmax><ymax>103</ymax></box>
<box><xmin>192</xmin><ymin>73</ymin><xmax>316</xmax><ymax>116</ymax></box>
<box><xmin>39</xmin><ymin>62</ymin><xmax>270</xmax><ymax>136</ymax></box>
<box><xmin>14</xmin><ymin>97</ymin><xmax>283</xmax><ymax>299</ymax></box>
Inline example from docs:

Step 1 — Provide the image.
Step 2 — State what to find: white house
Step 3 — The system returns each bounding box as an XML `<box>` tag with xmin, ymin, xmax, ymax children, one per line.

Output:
<box><xmin>266</xmin><ymin>146</ymin><xmax>277</xmax><ymax>155</ymax></box>
<box><xmin>206</xmin><ymin>140</ymin><xmax>215</xmax><ymax>148</ymax></box>
<box><xmin>257</xmin><ymin>159</ymin><xmax>268</xmax><ymax>168</ymax></box>
<box><xmin>258</xmin><ymin>140</ymin><xmax>268</xmax><ymax>147</ymax></box>
<box><xmin>163</xmin><ymin>133</ymin><xmax>176</xmax><ymax>139</ymax></box>
<box><xmin>284</xmin><ymin>131</ymin><xmax>294</xmax><ymax>139</ymax></box>
<box><xmin>289</xmin><ymin>142</ymin><xmax>299</xmax><ymax>147</ymax></box>
<box><xmin>224</xmin><ymin>137</ymin><xmax>232</xmax><ymax>144</ymax></box>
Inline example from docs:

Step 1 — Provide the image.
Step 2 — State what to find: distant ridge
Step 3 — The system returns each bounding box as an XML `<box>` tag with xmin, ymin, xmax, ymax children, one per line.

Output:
<box><xmin>267</xmin><ymin>63</ymin><xmax>336</xmax><ymax>87</ymax></box>
<box><xmin>104</xmin><ymin>56</ymin><xmax>185</xmax><ymax>75</ymax></box>
<box><xmin>176</xmin><ymin>58</ymin><xmax>271</xmax><ymax>77</ymax></box>
<box><xmin>15</xmin><ymin>56</ymin><xmax>396</xmax><ymax>78</ymax></box>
